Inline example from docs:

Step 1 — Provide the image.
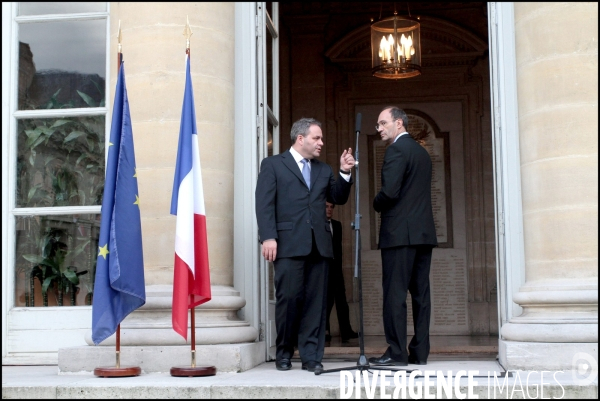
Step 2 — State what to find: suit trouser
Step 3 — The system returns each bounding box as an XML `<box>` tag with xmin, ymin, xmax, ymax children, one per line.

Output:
<box><xmin>274</xmin><ymin>237</ymin><xmax>329</xmax><ymax>363</ymax></box>
<box><xmin>381</xmin><ymin>244</ymin><xmax>433</xmax><ymax>362</ymax></box>
<box><xmin>326</xmin><ymin>261</ymin><xmax>353</xmax><ymax>338</ymax></box>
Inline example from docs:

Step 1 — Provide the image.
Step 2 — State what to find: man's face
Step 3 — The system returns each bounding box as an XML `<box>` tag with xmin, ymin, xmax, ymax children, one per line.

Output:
<box><xmin>376</xmin><ymin>109</ymin><xmax>401</xmax><ymax>143</ymax></box>
<box><xmin>326</xmin><ymin>202</ymin><xmax>334</xmax><ymax>219</ymax></box>
<box><xmin>298</xmin><ymin>124</ymin><xmax>324</xmax><ymax>159</ymax></box>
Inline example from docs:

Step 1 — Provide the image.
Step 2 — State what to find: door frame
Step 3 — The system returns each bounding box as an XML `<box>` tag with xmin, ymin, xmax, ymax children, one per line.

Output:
<box><xmin>487</xmin><ymin>2</ymin><xmax>526</xmax><ymax>330</ymax></box>
<box><xmin>233</xmin><ymin>1</ymin><xmax>280</xmax><ymax>361</ymax></box>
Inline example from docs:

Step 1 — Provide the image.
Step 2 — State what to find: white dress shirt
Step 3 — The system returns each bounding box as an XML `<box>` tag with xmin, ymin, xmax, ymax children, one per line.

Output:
<box><xmin>393</xmin><ymin>131</ymin><xmax>409</xmax><ymax>143</ymax></box>
<box><xmin>289</xmin><ymin>147</ymin><xmax>351</xmax><ymax>181</ymax></box>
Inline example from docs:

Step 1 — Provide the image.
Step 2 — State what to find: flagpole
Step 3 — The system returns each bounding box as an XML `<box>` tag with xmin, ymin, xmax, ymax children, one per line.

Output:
<box><xmin>190</xmin><ymin>296</ymin><xmax>196</xmax><ymax>367</ymax></box>
<box><xmin>94</xmin><ymin>21</ymin><xmax>142</xmax><ymax>377</ymax></box>
<box><xmin>170</xmin><ymin>17</ymin><xmax>215</xmax><ymax>377</ymax></box>
<box><xmin>117</xmin><ymin>20</ymin><xmax>122</xmax><ymax>74</ymax></box>
<box><xmin>116</xmin><ymin>323</ymin><xmax>120</xmax><ymax>368</ymax></box>
<box><xmin>114</xmin><ymin>20</ymin><xmax>122</xmax><ymax>371</ymax></box>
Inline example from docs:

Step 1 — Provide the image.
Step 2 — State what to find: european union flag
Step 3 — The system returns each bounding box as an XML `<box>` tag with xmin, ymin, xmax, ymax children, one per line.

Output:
<box><xmin>92</xmin><ymin>61</ymin><xmax>146</xmax><ymax>345</ymax></box>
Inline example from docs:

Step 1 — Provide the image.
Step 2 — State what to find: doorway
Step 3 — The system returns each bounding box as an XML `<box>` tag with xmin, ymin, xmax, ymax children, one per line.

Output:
<box><xmin>277</xmin><ymin>2</ymin><xmax>498</xmax><ymax>358</ymax></box>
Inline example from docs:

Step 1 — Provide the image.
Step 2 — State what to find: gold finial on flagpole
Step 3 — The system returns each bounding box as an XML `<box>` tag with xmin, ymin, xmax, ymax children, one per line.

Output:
<box><xmin>117</xmin><ymin>20</ymin><xmax>122</xmax><ymax>54</ymax></box>
<box><xmin>183</xmin><ymin>15</ymin><xmax>193</xmax><ymax>50</ymax></box>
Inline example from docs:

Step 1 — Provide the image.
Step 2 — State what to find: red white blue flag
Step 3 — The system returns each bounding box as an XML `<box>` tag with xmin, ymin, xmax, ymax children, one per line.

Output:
<box><xmin>170</xmin><ymin>53</ymin><xmax>211</xmax><ymax>340</ymax></box>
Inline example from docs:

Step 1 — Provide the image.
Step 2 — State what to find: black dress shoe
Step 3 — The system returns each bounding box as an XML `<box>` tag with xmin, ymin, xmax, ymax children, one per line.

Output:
<box><xmin>302</xmin><ymin>361</ymin><xmax>324</xmax><ymax>372</ymax></box>
<box><xmin>341</xmin><ymin>330</ymin><xmax>359</xmax><ymax>343</ymax></box>
<box><xmin>408</xmin><ymin>355</ymin><xmax>427</xmax><ymax>365</ymax></box>
<box><xmin>276</xmin><ymin>358</ymin><xmax>292</xmax><ymax>371</ymax></box>
<box><xmin>368</xmin><ymin>354</ymin><xmax>408</xmax><ymax>366</ymax></box>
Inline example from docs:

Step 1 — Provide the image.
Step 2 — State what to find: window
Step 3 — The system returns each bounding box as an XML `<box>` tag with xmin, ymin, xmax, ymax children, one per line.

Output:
<box><xmin>10</xmin><ymin>2</ymin><xmax>109</xmax><ymax>307</ymax></box>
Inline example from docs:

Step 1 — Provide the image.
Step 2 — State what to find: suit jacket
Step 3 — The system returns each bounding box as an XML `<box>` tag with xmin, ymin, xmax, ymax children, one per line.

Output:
<box><xmin>373</xmin><ymin>134</ymin><xmax>437</xmax><ymax>249</ymax></box>
<box><xmin>256</xmin><ymin>150</ymin><xmax>353</xmax><ymax>259</ymax></box>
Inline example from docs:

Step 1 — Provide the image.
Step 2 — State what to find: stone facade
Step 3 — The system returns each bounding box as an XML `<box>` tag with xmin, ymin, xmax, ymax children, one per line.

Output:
<box><xmin>499</xmin><ymin>2</ymin><xmax>598</xmax><ymax>370</ymax></box>
<box><xmin>2</xmin><ymin>2</ymin><xmax>597</xmax><ymax>375</ymax></box>
<box><xmin>80</xmin><ymin>2</ymin><xmax>259</xmax><ymax>357</ymax></box>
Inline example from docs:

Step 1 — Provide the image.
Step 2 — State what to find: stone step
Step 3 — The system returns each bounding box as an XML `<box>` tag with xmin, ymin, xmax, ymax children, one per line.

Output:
<box><xmin>58</xmin><ymin>343</ymin><xmax>265</xmax><ymax>373</ymax></box>
<box><xmin>3</xmin><ymin>362</ymin><xmax>597</xmax><ymax>399</ymax></box>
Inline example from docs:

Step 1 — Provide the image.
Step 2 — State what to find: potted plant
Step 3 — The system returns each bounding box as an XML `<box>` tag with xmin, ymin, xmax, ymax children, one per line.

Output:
<box><xmin>22</xmin><ymin>223</ymin><xmax>88</xmax><ymax>306</ymax></box>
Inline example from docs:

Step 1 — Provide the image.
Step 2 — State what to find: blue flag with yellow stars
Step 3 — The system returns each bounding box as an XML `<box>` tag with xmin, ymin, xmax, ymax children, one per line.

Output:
<box><xmin>92</xmin><ymin>61</ymin><xmax>146</xmax><ymax>345</ymax></box>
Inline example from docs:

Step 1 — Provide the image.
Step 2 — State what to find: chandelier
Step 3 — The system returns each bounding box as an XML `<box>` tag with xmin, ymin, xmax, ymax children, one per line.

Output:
<box><xmin>371</xmin><ymin>12</ymin><xmax>421</xmax><ymax>79</ymax></box>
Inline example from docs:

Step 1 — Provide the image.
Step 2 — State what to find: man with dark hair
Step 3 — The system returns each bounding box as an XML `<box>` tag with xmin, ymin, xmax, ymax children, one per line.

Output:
<box><xmin>369</xmin><ymin>106</ymin><xmax>437</xmax><ymax>367</ymax></box>
<box><xmin>255</xmin><ymin>117</ymin><xmax>355</xmax><ymax>372</ymax></box>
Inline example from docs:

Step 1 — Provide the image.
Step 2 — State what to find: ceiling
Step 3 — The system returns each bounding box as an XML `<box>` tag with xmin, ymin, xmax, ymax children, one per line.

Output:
<box><xmin>279</xmin><ymin>2</ymin><xmax>490</xmax><ymax>50</ymax></box>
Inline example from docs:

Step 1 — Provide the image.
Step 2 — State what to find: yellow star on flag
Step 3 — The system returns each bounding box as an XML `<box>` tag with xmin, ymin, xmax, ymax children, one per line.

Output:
<box><xmin>98</xmin><ymin>244</ymin><xmax>109</xmax><ymax>259</ymax></box>
<box><xmin>134</xmin><ymin>194</ymin><xmax>140</xmax><ymax>206</ymax></box>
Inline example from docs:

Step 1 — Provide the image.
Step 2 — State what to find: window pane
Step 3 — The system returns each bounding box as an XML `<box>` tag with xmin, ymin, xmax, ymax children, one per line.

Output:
<box><xmin>18</xmin><ymin>2</ymin><xmax>106</xmax><ymax>16</ymax></box>
<box><xmin>18</xmin><ymin>20</ymin><xmax>106</xmax><ymax>110</ymax></box>
<box><xmin>15</xmin><ymin>214</ymin><xmax>100</xmax><ymax>307</ymax></box>
<box><xmin>16</xmin><ymin>116</ymin><xmax>106</xmax><ymax>207</ymax></box>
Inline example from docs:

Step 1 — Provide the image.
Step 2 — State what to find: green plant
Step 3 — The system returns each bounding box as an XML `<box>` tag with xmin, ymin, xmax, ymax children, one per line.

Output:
<box><xmin>15</xmin><ymin>86</ymin><xmax>104</xmax><ymax>306</ymax></box>
<box><xmin>22</xmin><ymin>224</ymin><xmax>89</xmax><ymax>306</ymax></box>
<box><xmin>16</xmin><ymin>86</ymin><xmax>106</xmax><ymax>208</ymax></box>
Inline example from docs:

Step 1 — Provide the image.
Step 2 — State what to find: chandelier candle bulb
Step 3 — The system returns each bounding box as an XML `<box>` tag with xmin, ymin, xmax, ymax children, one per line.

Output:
<box><xmin>371</xmin><ymin>14</ymin><xmax>421</xmax><ymax>79</ymax></box>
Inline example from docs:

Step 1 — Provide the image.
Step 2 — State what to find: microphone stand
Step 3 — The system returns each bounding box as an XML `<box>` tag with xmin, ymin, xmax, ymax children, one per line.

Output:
<box><xmin>316</xmin><ymin>113</ymin><xmax>413</xmax><ymax>377</ymax></box>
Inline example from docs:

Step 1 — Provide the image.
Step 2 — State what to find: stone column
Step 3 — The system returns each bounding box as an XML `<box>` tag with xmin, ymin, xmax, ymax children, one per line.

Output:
<box><xmin>66</xmin><ymin>3</ymin><xmax>260</xmax><ymax>372</ymax></box>
<box><xmin>500</xmin><ymin>2</ymin><xmax>598</xmax><ymax>371</ymax></box>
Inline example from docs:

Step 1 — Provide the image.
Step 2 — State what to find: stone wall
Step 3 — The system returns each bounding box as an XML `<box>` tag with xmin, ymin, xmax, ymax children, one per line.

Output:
<box><xmin>110</xmin><ymin>2</ymin><xmax>236</xmax><ymax>287</ymax></box>
<box><xmin>499</xmin><ymin>2</ymin><xmax>598</xmax><ymax>370</ymax></box>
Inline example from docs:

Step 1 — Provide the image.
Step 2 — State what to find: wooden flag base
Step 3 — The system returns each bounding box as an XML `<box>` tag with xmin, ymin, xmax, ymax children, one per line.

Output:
<box><xmin>94</xmin><ymin>326</ymin><xmax>141</xmax><ymax>378</ymax></box>
<box><xmin>94</xmin><ymin>366</ymin><xmax>141</xmax><ymax>377</ymax></box>
<box><xmin>170</xmin><ymin>366</ymin><xmax>216</xmax><ymax>377</ymax></box>
<box><xmin>170</xmin><ymin>304</ymin><xmax>217</xmax><ymax>377</ymax></box>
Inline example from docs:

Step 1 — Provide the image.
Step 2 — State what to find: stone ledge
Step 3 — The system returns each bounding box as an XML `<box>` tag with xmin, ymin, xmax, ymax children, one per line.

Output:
<box><xmin>499</xmin><ymin>340</ymin><xmax>598</xmax><ymax>371</ymax></box>
<box><xmin>3</xmin><ymin>364</ymin><xmax>597</xmax><ymax>399</ymax></box>
<box><xmin>501</xmin><ymin>322</ymin><xmax>598</xmax><ymax>342</ymax></box>
<box><xmin>58</xmin><ymin>342</ymin><xmax>265</xmax><ymax>373</ymax></box>
<box><xmin>5</xmin><ymin>383</ymin><xmax>596</xmax><ymax>400</ymax></box>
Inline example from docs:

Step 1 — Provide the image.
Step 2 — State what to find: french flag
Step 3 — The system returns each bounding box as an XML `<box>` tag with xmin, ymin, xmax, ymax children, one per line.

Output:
<box><xmin>170</xmin><ymin>52</ymin><xmax>211</xmax><ymax>340</ymax></box>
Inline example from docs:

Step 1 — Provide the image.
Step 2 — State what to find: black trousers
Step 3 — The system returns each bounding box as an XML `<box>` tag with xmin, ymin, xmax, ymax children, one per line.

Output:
<box><xmin>273</xmin><ymin>236</ymin><xmax>329</xmax><ymax>363</ymax></box>
<box><xmin>381</xmin><ymin>244</ymin><xmax>433</xmax><ymax>363</ymax></box>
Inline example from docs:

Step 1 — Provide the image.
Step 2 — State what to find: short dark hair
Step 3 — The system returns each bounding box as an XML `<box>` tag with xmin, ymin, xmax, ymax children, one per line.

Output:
<box><xmin>381</xmin><ymin>106</ymin><xmax>408</xmax><ymax>130</ymax></box>
<box><xmin>291</xmin><ymin>117</ymin><xmax>322</xmax><ymax>144</ymax></box>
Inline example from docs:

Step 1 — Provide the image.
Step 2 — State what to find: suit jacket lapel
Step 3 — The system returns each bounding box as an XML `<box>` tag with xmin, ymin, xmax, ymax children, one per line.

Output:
<box><xmin>281</xmin><ymin>150</ymin><xmax>308</xmax><ymax>188</ymax></box>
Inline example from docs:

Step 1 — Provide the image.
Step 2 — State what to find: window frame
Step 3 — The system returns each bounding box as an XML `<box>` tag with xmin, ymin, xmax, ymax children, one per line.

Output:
<box><xmin>2</xmin><ymin>1</ymin><xmax>110</xmax><ymax>364</ymax></box>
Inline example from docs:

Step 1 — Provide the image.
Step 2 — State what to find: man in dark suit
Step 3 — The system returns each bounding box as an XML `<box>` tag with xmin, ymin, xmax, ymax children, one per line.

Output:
<box><xmin>369</xmin><ymin>106</ymin><xmax>437</xmax><ymax>367</ymax></box>
<box><xmin>325</xmin><ymin>201</ymin><xmax>358</xmax><ymax>345</ymax></box>
<box><xmin>255</xmin><ymin>117</ymin><xmax>355</xmax><ymax>372</ymax></box>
